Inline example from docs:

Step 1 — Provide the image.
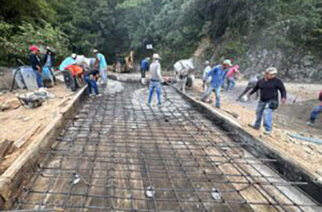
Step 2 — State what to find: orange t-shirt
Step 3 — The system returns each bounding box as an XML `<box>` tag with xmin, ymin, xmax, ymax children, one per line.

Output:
<box><xmin>65</xmin><ymin>65</ymin><xmax>84</xmax><ymax>77</ymax></box>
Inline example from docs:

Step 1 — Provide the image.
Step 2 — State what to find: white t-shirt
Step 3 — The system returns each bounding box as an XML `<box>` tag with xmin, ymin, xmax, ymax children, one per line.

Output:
<box><xmin>203</xmin><ymin>65</ymin><xmax>212</xmax><ymax>81</ymax></box>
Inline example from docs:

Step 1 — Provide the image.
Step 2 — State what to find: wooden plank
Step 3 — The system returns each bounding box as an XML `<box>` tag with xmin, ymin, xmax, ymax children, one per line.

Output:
<box><xmin>14</xmin><ymin>124</ymin><xmax>42</xmax><ymax>148</ymax></box>
<box><xmin>0</xmin><ymin>140</ymin><xmax>14</xmax><ymax>158</ymax></box>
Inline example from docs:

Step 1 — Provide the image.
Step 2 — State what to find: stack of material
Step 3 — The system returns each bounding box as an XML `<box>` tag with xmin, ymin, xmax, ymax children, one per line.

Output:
<box><xmin>17</xmin><ymin>88</ymin><xmax>54</xmax><ymax>109</ymax></box>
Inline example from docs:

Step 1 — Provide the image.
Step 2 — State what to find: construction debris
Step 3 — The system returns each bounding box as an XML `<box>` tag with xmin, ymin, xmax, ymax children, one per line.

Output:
<box><xmin>17</xmin><ymin>88</ymin><xmax>54</xmax><ymax>109</ymax></box>
<box><xmin>0</xmin><ymin>140</ymin><xmax>14</xmax><ymax>158</ymax></box>
<box><xmin>0</xmin><ymin>99</ymin><xmax>20</xmax><ymax>111</ymax></box>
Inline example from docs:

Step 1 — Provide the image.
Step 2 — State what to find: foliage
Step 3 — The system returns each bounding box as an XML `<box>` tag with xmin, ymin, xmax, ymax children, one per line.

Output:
<box><xmin>0</xmin><ymin>0</ymin><xmax>321</xmax><ymax>67</ymax></box>
<box><xmin>4</xmin><ymin>21</ymin><xmax>69</xmax><ymax>65</ymax></box>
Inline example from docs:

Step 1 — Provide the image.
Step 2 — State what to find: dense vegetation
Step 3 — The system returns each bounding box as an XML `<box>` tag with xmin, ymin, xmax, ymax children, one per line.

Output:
<box><xmin>1</xmin><ymin>0</ymin><xmax>321</xmax><ymax>76</ymax></box>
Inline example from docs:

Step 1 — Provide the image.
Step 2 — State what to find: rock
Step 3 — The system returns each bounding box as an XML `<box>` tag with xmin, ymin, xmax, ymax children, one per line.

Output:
<box><xmin>0</xmin><ymin>102</ymin><xmax>10</xmax><ymax>111</ymax></box>
<box><xmin>0</xmin><ymin>99</ymin><xmax>21</xmax><ymax>111</ymax></box>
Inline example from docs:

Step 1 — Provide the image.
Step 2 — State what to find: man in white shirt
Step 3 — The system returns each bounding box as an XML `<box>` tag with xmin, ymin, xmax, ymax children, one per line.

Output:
<box><xmin>202</xmin><ymin>61</ymin><xmax>212</xmax><ymax>91</ymax></box>
<box><xmin>148</xmin><ymin>53</ymin><xmax>163</xmax><ymax>106</ymax></box>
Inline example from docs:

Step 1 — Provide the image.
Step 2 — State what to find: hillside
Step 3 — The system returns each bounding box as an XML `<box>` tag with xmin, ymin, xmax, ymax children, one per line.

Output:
<box><xmin>0</xmin><ymin>0</ymin><xmax>321</xmax><ymax>81</ymax></box>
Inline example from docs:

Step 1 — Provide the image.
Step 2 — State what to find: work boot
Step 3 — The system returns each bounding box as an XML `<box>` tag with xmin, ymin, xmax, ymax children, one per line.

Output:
<box><xmin>263</xmin><ymin>130</ymin><xmax>272</xmax><ymax>135</ymax></box>
<box><xmin>306</xmin><ymin>121</ymin><xmax>314</xmax><ymax>127</ymax></box>
<box><xmin>215</xmin><ymin>105</ymin><xmax>220</xmax><ymax>109</ymax></box>
<box><xmin>248</xmin><ymin>124</ymin><xmax>260</xmax><ymax>130</ymax></box>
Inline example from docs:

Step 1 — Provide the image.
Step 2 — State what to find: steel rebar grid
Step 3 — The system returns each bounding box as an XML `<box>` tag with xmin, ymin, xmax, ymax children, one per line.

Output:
<box><xmin>13</xmin><ymin>83</ymin><xmax>319</xmax><ymax>212</ymax></box>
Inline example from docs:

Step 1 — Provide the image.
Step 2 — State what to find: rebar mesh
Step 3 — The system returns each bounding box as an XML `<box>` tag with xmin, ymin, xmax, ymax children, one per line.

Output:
<box><xmin>14</xmin><ymin>83</ymin><xmax>319</xmax><ymax>212</ymax></box>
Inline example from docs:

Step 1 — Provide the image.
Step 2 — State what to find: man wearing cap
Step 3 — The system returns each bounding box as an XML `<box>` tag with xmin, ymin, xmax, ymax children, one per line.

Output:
<box><xmin>201</xmin><ymin>59</ymin><xmax>232</xmax><ymax>108</ymax></box>
<box><xmin>59</xmin><ymin>53</ymin><xmax>77</xmax><ymax>71</ymax></box>
<box><xmin>202</xmin><ymin>61</ymin><xmax>212</xmax><ymax>91</ymax></box>
<box><xmin>43</xmin><ymin>46</ymin><xmax>56</xmax><ymax>86</ymax></box>
<box><xmin>225</xmin><ymin>64</ymin><xmax>240</xmax><ymax>91</ymax></box>
<box><xmin>307</xmin><ymin>90</ymin><xmax>322</xmax><ymax>126</ymax></box>
<box><xmin>93</xmin><ymin>49</ymin><xmax>108</xmax><ymax>85</ymax></box>
<box><xmin>249</xmin><ymin>67</ymin><xmax>287</xmax><ymax>135</ymax></box>
<box><xmin>29</xmin><ymin>45</ymin><xmax>43</xmax><ymax>88</ymax></box>
<box><xmin>148</xmin><ymin>53</ymin><xmax>163</xmax><ymax>106</ymax></box>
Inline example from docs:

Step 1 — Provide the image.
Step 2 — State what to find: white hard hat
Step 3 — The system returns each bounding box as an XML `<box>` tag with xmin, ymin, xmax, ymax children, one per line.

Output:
<box><xmin>205</xmin><ymin>60</ymin><xmax>210</xmax><ymax>65</ymax></box>
<box><xmin>265</xmin><ymin>67</ymin><xmax>278</xmax><ymax>75</ymax></box>
<box><xmin>153</xmin><ymin>53</ymin><xmax>161</xmax><ymax>60</ymax></box>
<box><xmin>93</xmin><ymin>49</ymin><xmax>99</xmax><ymax>54</ymax></box>
<box><xmin>71</xmin><ymin>53</ymin><xmax>77</xmax><ymax>59</ymax></box>
<box><xmin>222</xmin><ymin>59</ymin><xmax>232</xmax><ymax>66</ymax></box>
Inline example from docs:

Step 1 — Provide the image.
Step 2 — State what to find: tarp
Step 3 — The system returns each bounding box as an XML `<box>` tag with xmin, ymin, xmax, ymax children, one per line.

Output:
<box><xmin>173</xmin><ymin>58</ymin><xmax>194</xmax><ymax>72</ymax></box>
<box><xmin>42</xmin><ymin>67</ymin><xmax>52</xmax><ymax>80</ymax></box>
<box><xmin>12</xmin><ymin>66</ymin><xmax>38</xmax><ymax>90</ymax></box>
<box><xmin>75</xmin><ymin>55</ymin><xmax>91</xmax><ymax>69</ymax></box>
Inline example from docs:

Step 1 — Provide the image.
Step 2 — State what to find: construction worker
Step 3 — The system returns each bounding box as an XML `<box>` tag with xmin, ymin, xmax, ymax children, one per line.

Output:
<box><xmin>237</xmin><ymin>74</ymin><xmax>260</xmax><ymax>101</ymax></box>
<box><xmin>249</xmin><ymin>67</ymin><xmax>287</xmax><ymax>135</ymax></box>
<box><xmin>202</xmin><ymin>61</ymin><xmax>212</xmax><ymax>91</ymax></box>
<box><xmin>201</xmin><ymin>59</ymin><xmax>232</xmax><ymax>108</ymax></box>
<box><xmin>140</xmin><ymin>57</ymin><xmax>150</xmax><ymax>84</ymax></box>
<box><xmin>307</xmin><ymin>90</ymin><xmax>322</xmax><ymax>126</ymax></box>
<box><xmin>148</xmin><ymin>53</ymin><xmax>163</xmax><ymax>106</ymax></box>
<box><xmin>29</xmin><ymin>45</ymin><xmax>43</xmax><ymax>88</ymax></box>
<box><xmin>59</xmin><ymin>53</ymin><xmax>77</xmax><ymax>71</ymax></box>
<box><xmin>43</xmin><ymin>46</ymin><xmax>56</xmax><ymax>86</ymax></box>
<box><xmin>93</xmin><ymin>49</ymin><xmax>108</xmax><ymax>85</ymax></box>
<box><xmin>84</xmin><ymin>69</ymin><xmax>101</xmax><ymax>97</ymax></box>
<box><xmin>225</xmin><ymin>64</ymin><xmax>240</xmax><ymax>91</ymax></box>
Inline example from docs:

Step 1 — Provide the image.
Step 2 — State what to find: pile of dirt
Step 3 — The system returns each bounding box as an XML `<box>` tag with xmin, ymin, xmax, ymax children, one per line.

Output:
<box><xmin>0</xmin><ymin>83</ymin><xmax>77</xmax><ymax>175</ymax></box>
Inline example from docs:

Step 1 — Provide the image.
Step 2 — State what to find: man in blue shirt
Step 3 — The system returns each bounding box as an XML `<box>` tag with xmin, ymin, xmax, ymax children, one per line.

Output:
<box><xmin>59</xmin><ymin>53</ymin><xmax>77</xmax><ymax>71</ymax></box>
<box><xmin>140</xmin><ymin>57</ymin><xmax>150</xmax><ymax>84</ymax></box>
<box><xmin>201</xmin><ymin>59</ymin><xmax>232</xmax><ymax>108</ymax></box>
<box><xmin>93</xmin><ymin>49</ymin><xmax>108</xmax><ymax>85</ymax></box>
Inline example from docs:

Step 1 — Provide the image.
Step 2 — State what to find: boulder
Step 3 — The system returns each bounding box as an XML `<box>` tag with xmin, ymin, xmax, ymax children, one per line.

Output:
<box><xmin>0</xmin><ymin>99</ymin><xmax>21</xmax><ymax>111</ymax></box>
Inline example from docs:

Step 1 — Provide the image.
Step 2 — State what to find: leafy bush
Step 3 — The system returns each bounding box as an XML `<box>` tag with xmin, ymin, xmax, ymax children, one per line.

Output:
<box><xmin>4</xmin><ymin>21</ymin><xmax>70</xmax><ymax>66</ymax></box>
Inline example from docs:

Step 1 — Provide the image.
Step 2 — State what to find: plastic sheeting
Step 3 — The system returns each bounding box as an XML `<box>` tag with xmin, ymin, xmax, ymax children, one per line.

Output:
<box><xmin>173</xmin><ymin>58</ymin><xmax>194</xmax><ymax>73</ymax></box>
<box><xmin>12</xmin><ymin>66</ymin><xmax>38</xmax><ymax>91</ymax></box>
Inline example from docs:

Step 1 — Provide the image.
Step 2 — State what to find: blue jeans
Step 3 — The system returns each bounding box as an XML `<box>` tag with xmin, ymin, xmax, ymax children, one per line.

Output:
<box><xmin>226</xmin><ymin>77</ymin><xmax>236</xmax><ymax>91</ymax></box>
<box><xmin>84</xmin><ymin>76</ymin><xmax>99</xmax><ymax>95</ymax></box>
<box><xmin>99</xmin><ymin>67</ymin><xmax>108</xmax><ymax>84</ymax></box>
<box><xmin>33</xmin><ymin>69</ymin><xmax>42</xmax><ymax>88</ymax></box>
<box><xmin>254</xmin><ymin>101</ymin><xmax>273</xmax><ymax>132</ymax></box>
<box><xmin>148</xmin><ymin>80</ymin><xmax>162</xmax><ymax>105</ymax></box>
<box><xmin>310</xmin><ymin>105</ymin><xmax>322</xmax><ymax>123</ymax></box>
<box><xmin>201</xmin><ymin>85</ymin><xmax>221</xmax><ymax>107</ymax></box>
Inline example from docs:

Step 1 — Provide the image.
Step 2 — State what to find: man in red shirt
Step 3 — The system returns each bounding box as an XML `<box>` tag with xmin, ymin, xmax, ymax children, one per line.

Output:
<box><xmin>307</xmin><ymin>90</ymin><xmax>322</xmax><ymax>126</ymax></box>
<box><xmin>224</xmin><ymin>64</ymin><xmax>240</xmax><ymax>91</ymax></box>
